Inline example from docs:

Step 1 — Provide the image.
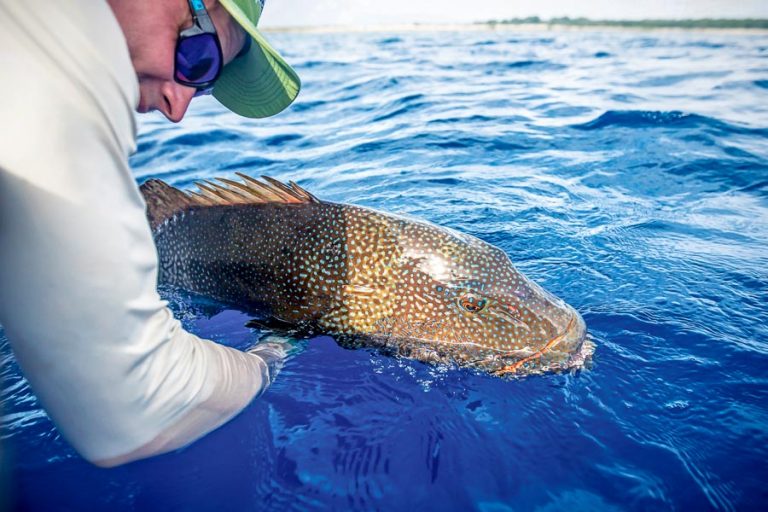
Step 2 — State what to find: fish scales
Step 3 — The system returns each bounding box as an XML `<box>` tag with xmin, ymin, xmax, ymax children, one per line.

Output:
<box><xmin>141</xmin><ymin>176</ymin><xmax>594</xmax><ymax>376</ymax></box>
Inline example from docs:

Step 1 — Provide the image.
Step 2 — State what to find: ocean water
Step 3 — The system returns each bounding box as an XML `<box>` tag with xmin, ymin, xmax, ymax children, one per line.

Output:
<box><xmin>2</xmin><ymin>29</ymin><xmax>768</xmax><ymax>511</ymax></box>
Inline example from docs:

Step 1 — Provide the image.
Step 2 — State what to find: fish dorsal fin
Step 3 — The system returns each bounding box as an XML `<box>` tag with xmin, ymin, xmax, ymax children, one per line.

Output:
<box><xmin>139</xmin><ymin>174</ymin><xmax>320</xmax><ymax>230</ymax></box>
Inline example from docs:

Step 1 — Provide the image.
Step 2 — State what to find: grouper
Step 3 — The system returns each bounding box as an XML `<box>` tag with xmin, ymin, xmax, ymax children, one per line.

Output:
<box><xmin>140</xmin><ymin>174</ymin><xmax>594</xmax><ymax>376</ymax></box>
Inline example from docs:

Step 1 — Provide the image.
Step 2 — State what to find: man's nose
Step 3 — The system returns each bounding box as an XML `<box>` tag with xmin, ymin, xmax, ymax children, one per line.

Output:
<box><xmin>159</xmin><ymin>81</ymin><xmax>197</xmax><ymax>123</ymax></box>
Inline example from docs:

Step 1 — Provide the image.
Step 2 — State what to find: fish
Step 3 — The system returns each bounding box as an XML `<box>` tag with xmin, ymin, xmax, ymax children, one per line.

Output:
<box><xmin>139</xmin><ymin>174</ymin><xmax>594</xmax><ymax>377</ymax></box>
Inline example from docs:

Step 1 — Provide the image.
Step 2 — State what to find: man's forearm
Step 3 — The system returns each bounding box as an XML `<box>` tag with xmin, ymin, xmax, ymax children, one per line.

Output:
<box><xmin>92</xmin><ymin>331</ymin><xmax>272</xmax><ymax>467</ymax></box>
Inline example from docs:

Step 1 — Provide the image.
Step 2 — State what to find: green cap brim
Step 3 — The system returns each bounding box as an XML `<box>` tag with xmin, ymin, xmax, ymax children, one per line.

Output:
<box><xmin>214</xmin><ymin>0</ymin><xmax>301</xmax><ymax>118</ymax></box>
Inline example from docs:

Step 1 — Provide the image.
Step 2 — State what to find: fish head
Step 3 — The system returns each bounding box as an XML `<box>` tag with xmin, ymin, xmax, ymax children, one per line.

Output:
<box><xmin>378</xmin><ymin>220</ymin><xmax>592</xmax><ymax>375</ymax></box>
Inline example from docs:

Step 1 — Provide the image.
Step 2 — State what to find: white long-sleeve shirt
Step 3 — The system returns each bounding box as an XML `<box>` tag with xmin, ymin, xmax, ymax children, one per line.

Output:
<box><xmin>0</xmin><ymin>0</ymin><xmax>274</xmax><ymax>466</ymax></box>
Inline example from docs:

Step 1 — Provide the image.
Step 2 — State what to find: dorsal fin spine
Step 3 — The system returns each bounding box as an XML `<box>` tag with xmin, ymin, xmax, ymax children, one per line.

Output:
<box><xmin>262</xmin><ymin>176</ymin><xmax>301</xmax><ymax>202</ymax></box>
<box><xmin>235</xmin><ymin>172</ymin><xmax>292</xmax><ymax>202</ymax></box>
<box><xmin>188</xmin><ymin>191</ymin><xmax>216</xmax><ymax>205</ymax></box>
<box><xmin>216</xmin><ymin>177</ymin><xmax>265</xmax><ymax>201</ymax></box>
<box><xmin>203</xmin><ymin>180</ymin><xmax>248</xmax><ymax>202</ymax></box>
<box><xmin>288</xmin><ymin>181</ymin><xmax>312</xmax><ymax>201</ymax></box>
<box><xmin>291</xmin><ymin>180</ymin><xmax>319</xmax><ymax>202</ymax></box>
<box><xmin>194</xmin><ymin>182</ymin><xmax>226</xmax><ymax>202</ymax></box>
<box><xmin>140</xmin><ymin>174</ymin><xmax>321</xmax><ymax>230</ymax></box>
<box><xmin>236</xmin><ymin>173</ymin><xmax>292</xmax><ymax>202</ymax></box>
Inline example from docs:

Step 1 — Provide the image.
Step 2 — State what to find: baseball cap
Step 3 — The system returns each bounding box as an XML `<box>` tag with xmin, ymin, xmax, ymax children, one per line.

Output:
<box><xmin>213</xmin><ymin>0</ymin><xmax>301</xmax><ymax>118</ymax></box>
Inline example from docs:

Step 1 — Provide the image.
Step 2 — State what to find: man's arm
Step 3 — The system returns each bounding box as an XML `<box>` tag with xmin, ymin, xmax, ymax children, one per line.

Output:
<box><xmin>0</xmin><ymin>0</ymin><xmax>276</xmax><ymax>466</ymax></box>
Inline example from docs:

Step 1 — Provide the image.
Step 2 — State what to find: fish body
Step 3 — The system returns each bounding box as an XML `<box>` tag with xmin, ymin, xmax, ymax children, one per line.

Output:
<box><xmin>140</xmin><ymin>175</ymin><xmax>593</xmax><ymax>376</ymax></box>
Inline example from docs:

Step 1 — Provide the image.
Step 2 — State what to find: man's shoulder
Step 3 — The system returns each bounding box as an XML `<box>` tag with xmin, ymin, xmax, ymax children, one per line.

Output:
<box><xmin>0</xmin><ymin>0</ymin><xmax>138</xmax><ymax>154</ymax></box>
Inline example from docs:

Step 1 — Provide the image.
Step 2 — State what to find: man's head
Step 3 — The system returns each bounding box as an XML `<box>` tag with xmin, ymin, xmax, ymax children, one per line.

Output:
<box><xmin>107</xmin><ymin>0</ymin><xmax>299</xmax><ymax>122</ymax></box>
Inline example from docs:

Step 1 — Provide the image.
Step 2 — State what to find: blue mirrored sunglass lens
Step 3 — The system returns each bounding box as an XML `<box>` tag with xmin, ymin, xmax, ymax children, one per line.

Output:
<box><xmin>175</xmin><ymin>34</ymin><xmax>221</xmax><ymax>84</ymax></box>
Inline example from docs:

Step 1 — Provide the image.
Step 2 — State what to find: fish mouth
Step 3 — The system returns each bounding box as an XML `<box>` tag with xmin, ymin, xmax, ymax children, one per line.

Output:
<box><xmin>495</xmin><ymin>308</ymin><xmax>592</xmax><ymax>376</ymax></box>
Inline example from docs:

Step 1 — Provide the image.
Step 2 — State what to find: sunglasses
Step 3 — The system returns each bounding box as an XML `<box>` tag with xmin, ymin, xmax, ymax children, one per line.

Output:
<box><xmin>175</xmin><ymin>0</ymin><xmax>251</xmax><ymax>97</ymax></box>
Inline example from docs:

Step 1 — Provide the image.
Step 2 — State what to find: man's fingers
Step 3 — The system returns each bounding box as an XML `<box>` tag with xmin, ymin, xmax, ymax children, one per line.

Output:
<box><xmin>247</xmin><ymin>342</ymin><xmax>287</xmax><ymax>383</ymax></box>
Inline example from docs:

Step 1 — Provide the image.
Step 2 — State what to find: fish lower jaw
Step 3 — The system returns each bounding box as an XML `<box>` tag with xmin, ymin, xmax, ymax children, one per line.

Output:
<box><xmin>495</xmin><ymin>309</ymin><xmax>591</xmax><ymax>376</ymax></box>
<box><xmin>565</xmin><ymin>336</ymin><xmax>596</xmax><ymax>371</ymax></box>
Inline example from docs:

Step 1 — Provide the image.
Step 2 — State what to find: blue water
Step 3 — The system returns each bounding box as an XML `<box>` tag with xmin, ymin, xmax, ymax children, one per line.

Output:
<box><xmin>3</xmin><ymin>29</ymin><xmax>768</xmax><ymax>511</ymax></box>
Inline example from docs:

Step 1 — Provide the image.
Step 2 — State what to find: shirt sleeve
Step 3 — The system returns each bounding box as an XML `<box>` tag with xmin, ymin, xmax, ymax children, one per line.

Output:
<box><xmin>0</xmin><ymin>0</ymin><xmax>273</xmax><ymax>466</ymax></box>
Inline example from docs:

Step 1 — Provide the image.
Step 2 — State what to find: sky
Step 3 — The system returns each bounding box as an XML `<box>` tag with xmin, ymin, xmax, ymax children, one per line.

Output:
<box><xmin>260</xmin><ymin>0</ymin><xmax>768</xmax><ymax>27</ymax></box>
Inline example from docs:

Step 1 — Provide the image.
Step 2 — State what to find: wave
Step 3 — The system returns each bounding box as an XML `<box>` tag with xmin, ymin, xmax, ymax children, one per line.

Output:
<box><xmin>484</xmin><ymin>59</ymin><xmax>566</xmax><ymax>72</ymax></box>
<box><xmin>572</xmin><ymin>110</ymin><xmax>768</xmax><ymax>135</ymax></box>
<box><xmin>377</xmin><ymin>36</ymin><xmax>402</xmax><ymax>45</ymax></box>
<box><xmin>369</xmin><ymin>93</ymin><xmax>429</xmax><ymax>123</ymax></box>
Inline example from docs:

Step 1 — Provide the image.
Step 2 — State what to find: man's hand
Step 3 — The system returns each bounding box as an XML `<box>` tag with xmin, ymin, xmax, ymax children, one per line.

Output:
<box><xmin>246</xmin><ymin>341</ymin><xmax>289</xmax><ymax>388</ymax></box>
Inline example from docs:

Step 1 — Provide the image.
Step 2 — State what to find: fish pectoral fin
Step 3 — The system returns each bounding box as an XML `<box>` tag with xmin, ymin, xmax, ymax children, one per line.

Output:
<box><xmin>245</xmin><ymin>317</ymin><xmax>317</xmax><ymax>338</ymax></box>
<box><xmin>245</xmin><ymin>316</ymin><xmax>295</xmax><ymax>332</ymax></box>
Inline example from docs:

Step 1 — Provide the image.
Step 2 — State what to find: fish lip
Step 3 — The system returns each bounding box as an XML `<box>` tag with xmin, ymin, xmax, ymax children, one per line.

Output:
<box><xmin>557</xmin><ymin>308</ymin><xmax>587</xmax><ymax>358</ymax></box>
<box><xmin>496</xmin><ymin>307</ymin><xmax>589</xmax><ymax>375</ymax></box>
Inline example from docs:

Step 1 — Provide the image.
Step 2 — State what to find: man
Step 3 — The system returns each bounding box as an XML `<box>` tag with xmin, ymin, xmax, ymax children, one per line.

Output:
<box><xmin>0</xmin><ymin>0</ymin><xmax>299</xmax><ymax>467</ymax></box>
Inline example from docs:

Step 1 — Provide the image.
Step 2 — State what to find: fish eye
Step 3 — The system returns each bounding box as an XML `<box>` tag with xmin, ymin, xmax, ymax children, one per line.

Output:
<box><xmin>458</xmin><ymin>292</ymin><xmax>487</xmax><ymax>313</ymax></box>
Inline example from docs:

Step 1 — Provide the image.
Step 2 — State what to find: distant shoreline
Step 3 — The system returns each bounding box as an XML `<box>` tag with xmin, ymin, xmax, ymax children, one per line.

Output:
<box><xmin>486</xmin><ymin>17</ymin><xmax>768</xmax><ymax>30</ymax></box>
<box><xmin>262</xmin><ymin>20</ymin><xmax>768</xmax><ymax>35</ymax></box>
